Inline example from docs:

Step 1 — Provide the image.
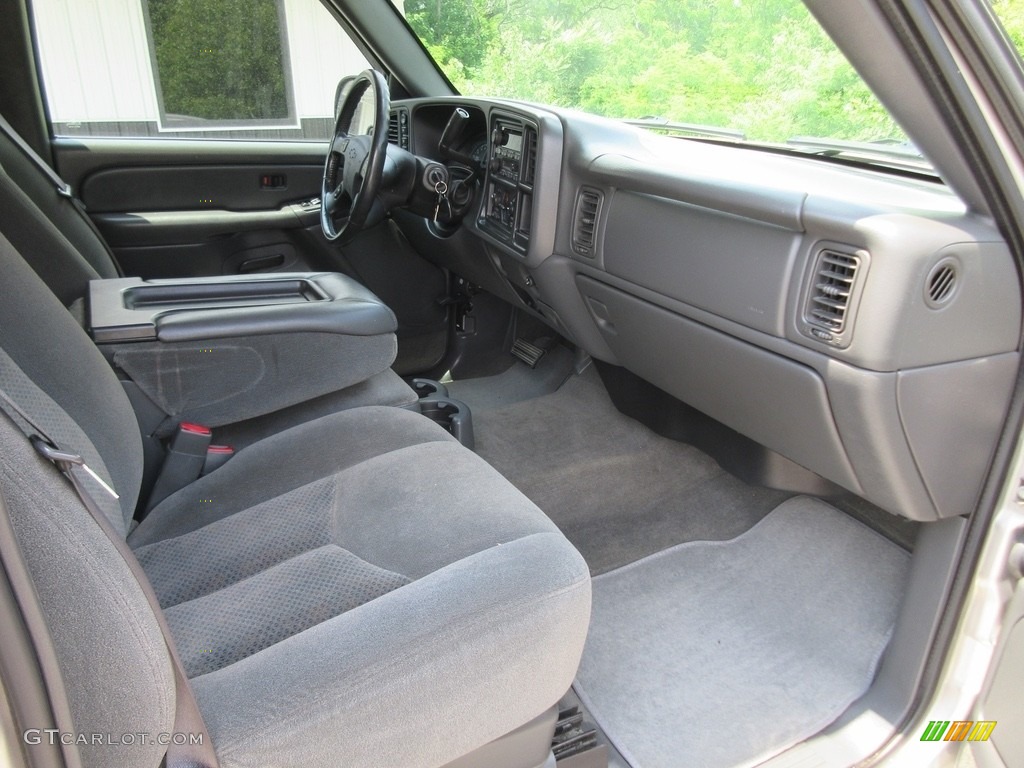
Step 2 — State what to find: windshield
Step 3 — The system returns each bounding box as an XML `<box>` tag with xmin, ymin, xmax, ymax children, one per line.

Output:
<box><xmin>406</xmin><ymin>0</ymin><xmax>915</xmax><ymax>162</ymax></box>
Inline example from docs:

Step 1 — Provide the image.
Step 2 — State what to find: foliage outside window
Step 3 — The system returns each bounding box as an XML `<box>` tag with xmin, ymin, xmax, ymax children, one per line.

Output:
<box><xmin>992</xmin><ymin>0</ymin><xmax>1024</xmax><ymax>54</ymax></box>
<box><xmin>147</xmin><ymin>0</ymin><xmax>294</xmax><ymax>127</ymax></box>
<box><xmin>406</xmin><ymin>0</ymin><xmax>907</xmax><ymax>144</ymax></box>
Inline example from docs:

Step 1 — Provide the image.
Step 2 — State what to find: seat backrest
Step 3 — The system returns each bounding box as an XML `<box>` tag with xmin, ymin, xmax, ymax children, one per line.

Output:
<box><xmin>0</xmin><ymin>231</ymin><xmax>173</xmax><ymax>768</ymax></box>
<box><xmin>0</xmin><ymin>230</ymin><xmax>141</xmax><ymax>531</ymax></box>
<box><xmin>0</xmin><ymin>120</ymin><xmax>119</xmax><ymax>307</ymax></box>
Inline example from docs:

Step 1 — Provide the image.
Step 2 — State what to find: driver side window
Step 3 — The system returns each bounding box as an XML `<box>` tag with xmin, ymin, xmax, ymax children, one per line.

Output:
<box><xmin>31</xmin><ymin>0</ymin><xmax>371</xmax><ymax>140</ymax></box>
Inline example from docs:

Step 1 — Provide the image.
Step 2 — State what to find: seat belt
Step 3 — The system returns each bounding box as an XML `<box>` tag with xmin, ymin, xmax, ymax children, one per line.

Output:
<box><xmin>0</xmin><ymin>388</ymin><xmax>219</xmax><ymax>768</ymax></box>
<box><xmin>145</xmin><ymin>423</ymin><xmax>213</xmax><ymax>514</ymax></box>
<box><xmin>0</xmin><ymin>113</ymin><xmax>123</xmax><ymax>276</ymax></box>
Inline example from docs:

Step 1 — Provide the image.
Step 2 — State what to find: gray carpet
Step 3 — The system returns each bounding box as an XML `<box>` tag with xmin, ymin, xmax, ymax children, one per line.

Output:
<box><xmin>445</xmin><ymin>343</ymin><xmax>576</xmax><ymax>409</ymax></box>
<box><xmin>574</xmin><ymin>496</ymin><xmax>910</xmax><ymax>768</ymax></box>
<box><xmin>458</xmin><ymin>366</ymin><xmax>790</xmax><ymax>574</ymax></box>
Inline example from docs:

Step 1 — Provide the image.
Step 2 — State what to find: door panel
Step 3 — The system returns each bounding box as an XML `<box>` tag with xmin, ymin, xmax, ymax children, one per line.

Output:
<box><xmin>93</xmin><ymin>208</ymin><xmax>317</xmax><ymax>248</ymax></box>
<box><xmin>53</xmin><ymin>137</ymin><xmax>329</xmax><ymax>190</ymax></box>
<box><xmin>53</xmin><ymin>138</ymin><xmax>328</xmax><ymax>278</ymax></box>
<box><xmin>972</xmin><ymin>551</ymin><xmax>1024</xmax><ymax>768</ymax></box>
<box><xmin>80</xmin><ymin>164</ymin><xmax>323</xmax><ymax>213</ymax></box>
<box><xmin>102</xmin><ymin>232</ymin><xmax>313</xmax><ymax>281</ymax></box>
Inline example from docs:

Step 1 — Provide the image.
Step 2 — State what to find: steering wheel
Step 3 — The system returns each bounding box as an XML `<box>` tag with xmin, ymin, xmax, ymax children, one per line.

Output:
<box><xmin>321</xmin><ymin>69</ymin><xmax>390</xmax><ymax>243</ymax></box>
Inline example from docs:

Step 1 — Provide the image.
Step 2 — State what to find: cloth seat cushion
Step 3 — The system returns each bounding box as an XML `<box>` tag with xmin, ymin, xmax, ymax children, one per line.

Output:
<box><xmin>0</xmin><ymin>228</ymin><xmax>591</xmax><ymax>768</ymax></box>
<box><xmin>130</xmin><ymin>406</ymin><xmax>592</xmax><ymax>768</ymax></box>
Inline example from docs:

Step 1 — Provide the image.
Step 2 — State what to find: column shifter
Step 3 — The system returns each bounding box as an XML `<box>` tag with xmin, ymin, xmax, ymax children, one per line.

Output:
<box><xmin>438</xmin><ymin>107</ymin><xmax>475</xmax><ymax>166</ymax></box>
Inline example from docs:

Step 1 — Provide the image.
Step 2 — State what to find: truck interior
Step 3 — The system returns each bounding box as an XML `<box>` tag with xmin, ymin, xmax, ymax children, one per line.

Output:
<box><xmin>1</xmin><ymin>1</ymin><xmax>1023</xmax><ymax>768</ymax></box>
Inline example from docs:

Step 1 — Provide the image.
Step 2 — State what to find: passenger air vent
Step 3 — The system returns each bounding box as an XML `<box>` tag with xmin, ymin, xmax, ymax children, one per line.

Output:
<box><xmin>387</xmin><ymin>108</ymin><xmax>409</xmax><ymax>149</ymax></box>
<box><xmin>572</xmin><ymin>188</ymin><xmax>603</xmax><ymax>257</ymax></box>
<box><xmin>925</xmin><ymin>259</ymin><xmax>958</xmax><ymax>308</ymax></box>
<box><xmin>522</xmin><ymin>128</ymin><xmax>538</xmax><ymax>186</ymax></box>
<box><xmin>803</xmin><ymin>249</ymin><xmax>864</xmax><ymax>345</ymax></box>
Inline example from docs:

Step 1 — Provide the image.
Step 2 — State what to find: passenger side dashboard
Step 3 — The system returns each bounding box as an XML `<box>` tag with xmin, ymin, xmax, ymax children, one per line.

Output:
<box><xmin>390</xmin><ymin>98</ymin><xmax>1022</xmax><ymax>522</ymax></box>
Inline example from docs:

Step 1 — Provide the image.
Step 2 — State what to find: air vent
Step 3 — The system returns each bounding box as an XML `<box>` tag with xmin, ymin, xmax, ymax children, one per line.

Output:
<box><xmin>522</xmin><ymin>128</ymin><xmax>538</xmax><ymax>185</ymax></box>
<box><xmin>807</xmin><ymin>249</ymin><xmax>861</xmax><ymax>335</ymax></box>
<box><xmin>925</xmin><ymin>259</ymin><xmax>958</xmax><ymax>307</ymax></box>
<box><xmin>387</xmin><ymin>108</ymin><xmax>409</xmax><ymax>149</ymax></box>
<box><xmin>572</xmin><ymin>188</ymin><xmax>603</xmax><ymax>257</ymax></box>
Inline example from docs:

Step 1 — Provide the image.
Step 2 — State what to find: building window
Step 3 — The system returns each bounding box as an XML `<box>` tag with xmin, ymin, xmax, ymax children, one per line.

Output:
<box><xmin>145</xmin><ymin>0</ymin><xmax>297</xmax><ymax>130</ymax></box>
<box><xmin>32</xmin><ymin>0</ymin><xmax>371</xmax><ymax>140</ymax></box>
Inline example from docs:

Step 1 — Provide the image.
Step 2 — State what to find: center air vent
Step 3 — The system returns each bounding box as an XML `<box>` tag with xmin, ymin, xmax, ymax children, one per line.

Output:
<box><xmin>804</xmin><ymin>249</ymin><xmax>863</xmax><ymax>342</ymax></box>
<box><xmin>387</xmin><ymin>108</ymin><xmax>409</xmax><ymax>149</ymax></box>
<box><xmin>572</xmin><ymin>188</ymin><xmax>603</xmax><ymax>257</ymax></box>
<box><xmin>522</xmin><ymin>128</ymin><xmax>538</xmax><ymax>185</ymax></box>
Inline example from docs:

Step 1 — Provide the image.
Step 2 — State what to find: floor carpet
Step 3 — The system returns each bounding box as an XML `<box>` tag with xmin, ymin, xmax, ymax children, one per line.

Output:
<box><xmin>445</xmin><ymin>343</ymin><xmax>576</xmax><ymax>410</ymax></box>
<box><xmin>574</xmin><ymin>496</ymin><xmax>910</xmax><ymax>768</ymax></box>
<box><xmin>453</xmin><ymin>365</ymin><xmax>790</xmax><ymax>574</ymax></box>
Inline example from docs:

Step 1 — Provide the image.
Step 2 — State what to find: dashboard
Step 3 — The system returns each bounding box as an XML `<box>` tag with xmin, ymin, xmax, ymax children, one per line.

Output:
<box><xmin>387</xmin><ymin>97</ymin><xmax>1022</xmax><ymax>524</ymax></box>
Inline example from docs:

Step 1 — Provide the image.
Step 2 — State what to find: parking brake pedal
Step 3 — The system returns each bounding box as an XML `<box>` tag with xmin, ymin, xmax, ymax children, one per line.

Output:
<box><xmin>511</xmin><ymin>338</ymin><xmax>546</xmax><ymax>368</ymax></box>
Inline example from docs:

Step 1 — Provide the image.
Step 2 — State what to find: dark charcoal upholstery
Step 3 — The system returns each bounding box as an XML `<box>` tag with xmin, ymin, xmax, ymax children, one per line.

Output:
<box><xmin>0</xmin><ymin>114</ymin><xmax>418</xmax><ymax>436</ymax></box>
<box><xmin>0</xmin><ymin>126</ymin><xmax>117</xmax><ymax>305</ymax></box>
<box><xmin>0</xmin><ymin>230</ymin><xmax>592</xmax><ymax>768</ymax></box>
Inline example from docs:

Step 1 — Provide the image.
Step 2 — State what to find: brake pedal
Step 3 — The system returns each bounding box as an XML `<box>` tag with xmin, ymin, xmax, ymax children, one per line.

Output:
<box><xmin>511</xmin><ymin>338</ymin><xmax>545</xmax><ymax>368</ymax></box>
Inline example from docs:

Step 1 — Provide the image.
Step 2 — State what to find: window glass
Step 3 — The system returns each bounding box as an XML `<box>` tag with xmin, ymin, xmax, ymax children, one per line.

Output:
<box><xmin>31</xmin><ymin>0</ymin><xmax>371</xmax><ymax>140</ymax></box>
<box><xmin>350</xmin><ymin>88</ymin><xmax>378</xmax><ymax>135</ymax></box>
<box><xmin>991</xmin><ymin>0</ymin><xmax>1024</xmax><ymax>57</ymax></box>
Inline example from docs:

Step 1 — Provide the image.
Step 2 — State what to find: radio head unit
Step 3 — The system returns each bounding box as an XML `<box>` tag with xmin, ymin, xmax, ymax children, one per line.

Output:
<box><xmin>480</xmin><ymin>116</ymin><xmax>536</xmax><ymax>254</ymax></box>
<box><xmin>491</xmin><ymin>126</ymin><xmax>523</xmax><ymax>182</ymax></box>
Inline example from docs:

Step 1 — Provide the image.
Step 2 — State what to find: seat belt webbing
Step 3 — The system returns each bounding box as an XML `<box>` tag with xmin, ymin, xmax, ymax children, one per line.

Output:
<box><xmin>0</xmin><ymin>113</ymin><xmax>123</xmax><ymax>276</ymax></box>
<box><xmin>0</xmin><ymin>113</ymin><xmax>71</xmax><ymax>197</ymax></box>
<box><xmin>0</xmin><ymin>387</ymin><xmax>218</xmax><ymax>768</ymax></box>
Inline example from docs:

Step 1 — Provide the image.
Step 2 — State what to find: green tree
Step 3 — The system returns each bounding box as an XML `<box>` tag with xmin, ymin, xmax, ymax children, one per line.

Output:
<box><xmin>149</xmin><ymin>0</ymin><xmax>288</xmax><ymax>121</ymax></box>
<box><xmin>405</xmin><ymin>0</ymin><xmax>502</xmax><ymax>76</ymax></box>
<box><xmin>412</xmin><ymin>0</ymin><xmax>911</xmax><ymax>143</ymax></box>
<box><xmin>992</xmin><ymin>0</ymin><xmax>1024</xmax><ymax>56</ymax></box>
<box><xmin>735</xmin><ymin>15</ymin><xmax>899</xmax><ymax>141</ymax></box>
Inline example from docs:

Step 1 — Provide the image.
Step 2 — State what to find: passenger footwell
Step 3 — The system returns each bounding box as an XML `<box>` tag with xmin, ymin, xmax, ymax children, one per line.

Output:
<box><xmin>573</xmin><ymin>496</ymin><xmax>910</xmax><ymax>768</ymax></box>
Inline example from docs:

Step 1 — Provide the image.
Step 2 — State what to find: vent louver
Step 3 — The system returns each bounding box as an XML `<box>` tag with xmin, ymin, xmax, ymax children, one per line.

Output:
<box><xmin>808</xmin><ymin>250</ymin><xmax>860</xmax><ymax>333</ymax></box>
<box><xmin>572</xmin><ymin>188</ymin><xmax>603</xmax><ymax>257</ymax></box>
<box><xmin>522</xmin><ymin>129</ymin><xmax>538</xmax><ymax>185</ymax></box>
<box><xmin>925</xmin><ymin>261</ymin><xmax>958</xmax><ymax>307</ymax></box>
<box><xmin>387</xmin><ymin>108</ymin><xmax>409</xmax><ymax>149</ymax></box>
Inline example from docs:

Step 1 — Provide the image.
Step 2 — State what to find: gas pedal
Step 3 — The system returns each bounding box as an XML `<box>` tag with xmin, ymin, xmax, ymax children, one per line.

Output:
<box><xmin>511</xmin><ymin>338</ymin><xmax>546</xmax><ymax>368</ymax></box>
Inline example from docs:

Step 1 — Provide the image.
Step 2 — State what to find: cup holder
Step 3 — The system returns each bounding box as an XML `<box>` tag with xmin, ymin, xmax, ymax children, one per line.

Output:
<box><xmin>410</xmin><ymin>377</ymin><xmax>450</xmax><ymax>400</ymax></box>
<box><xmin>418</xmin><ymin>396</ymin><xmax>474</xmax><ymax>450</ymax></box>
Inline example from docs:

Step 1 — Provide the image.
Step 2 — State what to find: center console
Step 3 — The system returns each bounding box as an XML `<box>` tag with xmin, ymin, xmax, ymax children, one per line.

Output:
<box><xmin>479</xmin><ymin>114</ymin><xmax>538</xmax><ymax>254</ymax></box>
<box><xmin>88</xmin><ymin>272</ymin><xmax>399</xmax><ymax>428</ymax></box>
